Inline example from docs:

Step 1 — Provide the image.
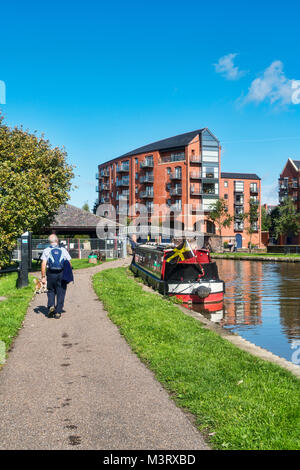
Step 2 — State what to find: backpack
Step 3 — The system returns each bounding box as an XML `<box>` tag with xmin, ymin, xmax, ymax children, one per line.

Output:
<box><xmin>48</xmin><ymin>247</ymin><xmax>65</xmax><ymax>271</ymax></box>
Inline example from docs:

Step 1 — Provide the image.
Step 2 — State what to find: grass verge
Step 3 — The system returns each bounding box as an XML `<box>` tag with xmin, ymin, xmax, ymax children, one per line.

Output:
<box><xmin>93</xmin><ymin>267</ymin><xmax>300</xmax><ymax>450</ymax></box>
<box><xmin>0</xmin><ymin>273</ymin><xmax>35</xmax><ymax>353</ymax></box>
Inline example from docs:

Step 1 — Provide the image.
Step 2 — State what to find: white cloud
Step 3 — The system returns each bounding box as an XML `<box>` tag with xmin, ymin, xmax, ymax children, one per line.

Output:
<box><xmin>262</xmin><ymin>182</ymin><xmax>278</xmax><ymax>206</ymax></box>
<box><xmin>244</xmin><ymin>61</ymin><xmax>298</xmax><ymax>106</ymax></box>
<box><xmin>214</xmin><ymin>53</ymin><xmax>246</xmax><ymax>81</ymax></box>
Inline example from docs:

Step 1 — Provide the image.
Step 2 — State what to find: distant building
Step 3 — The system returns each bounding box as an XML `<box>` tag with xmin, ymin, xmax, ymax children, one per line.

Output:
<box><xmin>278</xmin><ymin>158</ymin><xmax>300</xmax><ymax>244</ymax></box>
<box><xmin>96</xmin><ymin>128</ymin><xmax>261</xmax><ymax>249</ymax></box>
<box><xmin>220</xmin><ymin>173</ymin><xmax>261</xmax><ymax>249</ymax></box>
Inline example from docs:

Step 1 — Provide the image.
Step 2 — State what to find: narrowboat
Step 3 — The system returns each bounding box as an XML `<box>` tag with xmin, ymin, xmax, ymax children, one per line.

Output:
<box><xmin>130</xmin><ymin>241</ymin><xmax>225</xmax><ymax>304</ymax></box>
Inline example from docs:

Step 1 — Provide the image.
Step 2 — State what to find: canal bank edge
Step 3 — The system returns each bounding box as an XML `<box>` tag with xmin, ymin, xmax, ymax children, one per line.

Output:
<box><xmin>176</xmin><ymin>305</ymin><xmax>300</xmax><ymax>379</ymax></box>
<box><xmin>211</xmin><ymin>254</ymin><xmax>300</xmax><ymax>262</ymax></box>
<box><xmin>138</xmin><ymin>278</ymin><xmax>300</xmax><ymax>379</ymax></box>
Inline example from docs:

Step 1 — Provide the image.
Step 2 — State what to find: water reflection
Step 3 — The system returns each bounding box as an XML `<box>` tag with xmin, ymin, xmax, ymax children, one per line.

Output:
<box><xmin>193</xmin><ymin>260</ymin><xmax>300</xmax><ymax>362</ymax></box>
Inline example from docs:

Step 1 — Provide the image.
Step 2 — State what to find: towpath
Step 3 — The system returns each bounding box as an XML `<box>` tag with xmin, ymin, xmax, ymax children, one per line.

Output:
<box><xmin>0</xmin><ymin>259</ymin><xmax>208</xmax><ymax>450</ymax></box>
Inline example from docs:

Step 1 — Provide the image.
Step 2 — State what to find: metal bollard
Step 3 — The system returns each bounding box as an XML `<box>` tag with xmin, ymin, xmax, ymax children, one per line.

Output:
<box><xmin>17</xmin><ymin>232</ymin><xmax>30</xmax><ymax>288</ymax></box>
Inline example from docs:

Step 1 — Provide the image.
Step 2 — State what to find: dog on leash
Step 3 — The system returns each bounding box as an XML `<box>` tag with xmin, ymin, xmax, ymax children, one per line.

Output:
<box><xmin>34</xmin><ymin>278</ymin><xmax>47</xmax><ymax>294</ymax></box>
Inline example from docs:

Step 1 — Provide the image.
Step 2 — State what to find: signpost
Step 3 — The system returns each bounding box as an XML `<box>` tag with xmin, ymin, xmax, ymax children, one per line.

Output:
<box><xmin>16</xmin><ymin>232</ymin><xmax>31</xmax><ymax>288</ymax></box>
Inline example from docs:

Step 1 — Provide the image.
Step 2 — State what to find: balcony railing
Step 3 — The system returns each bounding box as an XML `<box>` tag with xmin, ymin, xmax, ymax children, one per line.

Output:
<box><xmin>140</xmin><ymin>175</ymin><xmax>154</xmax><ymax>183</ymax></box>
<box><xmin>170</xmin><ymin>187</ymin><xmax>182</xmax><ymax>196</ymax></box>
<box><xmin>139</xmin><ymin>191</ymin><xmax>154</xmax><ymax>198</ymax></box>
<box><xmin>116</xmin><ymin>164</ymin><xmax>130</xmax><ymax>173</ymax></box>
<box><xmin>170</xmin><ymin>171</ymin><xmax>182</xmax><ymax>180</ymax></box>
<box><xmin>234</xmin><ymin>223</ymin><xmax>244</xmax><ymax>232</ymax></box>
<box><xmin>100</xmin><ymin>196</ymin><xmax>110</xmax><ymax>203</ymax></box>
<box><xmin>190</xmin><ymin>155</ymin><xmax>201</xmax><ymax>163</ymax></box>
<box><xmin>100</xmin><ymin>184</ymin><xmax>110</xmax><ymax>191</ymax></box>
<box><xmin>100</xmin><ymin>169</ymin><xmax>110</xmax><ymax>177</ymax></box>
<box><xmin>190</xmin><ymin>189</ymin><xmax>202</xmax><ymax>196</ymax></box>
<box><xmin>116</xmin><ymin>179</ymin><xmax>129</xmax><ymax>187</ymax></box>
<box><xmin>190</xmin><ymin>172</ymin><xmax>201</xmax><ymax>179</ymax></box>
<box><xmin>250</xmin><ymin>187</ymin><xmax>258</xmax><ymax>195</ymax></box>
<box><xmin>140</xmin><ymin>160</ymin><xmax>154</xmax><ymax>169</ymax></box>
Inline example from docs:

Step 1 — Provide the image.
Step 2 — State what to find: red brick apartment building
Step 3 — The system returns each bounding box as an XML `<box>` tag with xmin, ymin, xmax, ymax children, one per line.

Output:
<box><xmin>96</xmin><ymin>128</ymin><xmax>262</xmax><ymax>249</ymax></box>
<box><xmin>278</xmin><ymin>158</ymin><xmax>300</xmax><ymax>244</ymax></box>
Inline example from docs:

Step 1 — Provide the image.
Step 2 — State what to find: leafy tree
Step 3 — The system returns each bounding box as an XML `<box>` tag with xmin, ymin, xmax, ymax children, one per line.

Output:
<box><xmin>208</xmin><ymin>199</ymin><xmax>233</xmax><ymax>251</ymax></box>
<box><xmin>243</xmin><ymin>200</ymin><xmax>259</xmax><ymax>252</ymax></box>
<box><xmin>273</xmin><ymin>197</ymin><xmax>300</xmax><ymax>241</ymax></box>
<box><xmin>261</xmin><ymin>206</ymin><xmax>271</xmax><ymax>231</ymax></box>
<box><xmin>0</xmin><ymin>115</ymin><xmax>74</xmax><ymax>267</ymax></box>
<box><xmin>82</xmin><ymin>202</ymin><xmax>90</xmax><ymax>212</ymax></box>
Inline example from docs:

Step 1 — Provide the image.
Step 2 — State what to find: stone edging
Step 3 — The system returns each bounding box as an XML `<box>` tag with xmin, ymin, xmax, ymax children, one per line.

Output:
<box><xmin>177</xmin><ymin>305</ymin><xmax>300</xmax><ymax>379</ymax></box>
<box><xmin>136</xmin><ymin>277</ymin><xmax>300</xmax><ymax>379</ymax></box>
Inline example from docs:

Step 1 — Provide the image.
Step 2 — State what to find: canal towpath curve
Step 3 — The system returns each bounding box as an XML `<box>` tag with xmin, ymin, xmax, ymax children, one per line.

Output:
<box><xmin>0</xmin><ymin>258</ymin><xmax>208</xmax><ymax>450</ymax></box>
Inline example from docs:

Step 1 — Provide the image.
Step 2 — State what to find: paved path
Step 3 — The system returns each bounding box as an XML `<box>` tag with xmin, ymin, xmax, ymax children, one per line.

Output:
<box><xmin>0</xmin><ymin>259</ymin><xmax>208</xmax><ymax>450</ymax></box>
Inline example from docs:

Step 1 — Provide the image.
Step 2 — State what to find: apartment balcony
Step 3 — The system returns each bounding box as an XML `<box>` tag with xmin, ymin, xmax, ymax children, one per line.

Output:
<box><xmin>140</xmin><ymin>160</ymin><xmax>154</xmax><ymax>169</ymax></box>
<box><xmin>116</xmin><ymin>179</ymin><xmax>129</xmax><ymax>187</ymax></box>
<box><xmin>202</xmin><ymin>191</ymin><xmax>219</xmax><ymax>198</ymax></box>
<box><xmin>250</xmin><ymin>198</ymin><xmax>259</xmax><ymax>205</ymax></box>
<box><xmin>190</xmin><ymin>189</ymin><xmax>202</xmax><ymax>196</ymax></box>
<box><xmin>190</xmin><ymin>172</ymin><xmax>201</xmax><ymax>180</ymax></box>
<box><xmin>117</xmin><ymin>194</ymin><xmax>129</xmax><ymax>201</ymax></box>
<box><xmin>100</xmin><ymin>169</ymin><xmax>110</xmax><ymax>177</ymax></box>
<box><xmin>140</xmin><ymin>175</ymin><xmax>154</xmax><ymax>183</ymax></box>
<box><xmin>234</xmin><ymin>198</ymin><xmax>244</xmax><ymax>205</ymax></box>
<box><xmin>190</xmin><ymin>155</ymin><xmax>201</xmax><ymax>164</ymax></box>
<box><xmin>100</xmin><ymin>184</ymin><xmax>110</xmax><ymax>191</ymax></box>
<box><xmin>140</xmin><ymin>190</ymin><xmax>154</xmax><ymax>198</ymax></box>
<box><xmin>170</xmin><ymin>171</ymin><xmax>182</xmax><ymax>180</ymax></box>
<box><xmin>170</xmin><ymin>187</ymin><xmax>182</xmax><ymax>196</ymax></box>
<box><xmin>250</xmin><ymin>187</ymin><xmax>259</xmax><ymax>195</ymax></box>
<box><xmin>116</xmin><ymin>164</ymin><xmax>130</xmax><ymax>173</ymax></box>
<box><xmin>100</xmin><ymin>196</ymin><xmax>110</xmax><ymax>204</ymax></box>
<box><xmin>234</xmin><ymin>223</ymin><xmax>244</xmax><ymax>232</ymax></box>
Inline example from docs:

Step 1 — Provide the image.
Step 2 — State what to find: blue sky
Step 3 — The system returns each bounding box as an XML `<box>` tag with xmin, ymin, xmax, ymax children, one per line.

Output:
<box><xmin>1</xmin><ymin>0</ymin><xmax>300</xmax><ymax>207</ymax></box>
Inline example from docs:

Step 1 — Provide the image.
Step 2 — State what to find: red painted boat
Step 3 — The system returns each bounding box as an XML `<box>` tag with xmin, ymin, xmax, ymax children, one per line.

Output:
<box><xmin>130</xmin><ymin>241</ymin><xmax>225</xmax><ymax>304</ymax></box>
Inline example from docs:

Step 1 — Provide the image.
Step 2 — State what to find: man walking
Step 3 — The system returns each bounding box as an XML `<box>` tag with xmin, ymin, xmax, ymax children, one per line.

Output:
<box><xmin>41</xmin><ymin>235</ymin><xmax>72</xmax><ymax>319</ymax></box>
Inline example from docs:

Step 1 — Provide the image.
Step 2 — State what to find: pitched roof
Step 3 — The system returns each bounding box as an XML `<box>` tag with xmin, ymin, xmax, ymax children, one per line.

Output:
<box><xmin>292</xmin><ymin>160</ymin><xmax>300</xmax><ymax>170</ymax></box>
<box><xmin>221</xmin><ymin>172</ymin><xmax>261</xmax><ymax>180</ymax></box>
<box><xmin>101</xmin><ymin>128</ymin><xmax>219</xmax><ymax>165</ymax></box>
<box><xmin>49</xmin><ymin>204</ymin><xmax>120</xmax><ymax>229</ymax></box>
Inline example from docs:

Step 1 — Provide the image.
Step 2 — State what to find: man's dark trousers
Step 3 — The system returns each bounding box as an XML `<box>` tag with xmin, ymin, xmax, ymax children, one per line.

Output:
<box><xmin>47</xmin><ymin>270</ymin><xmax>67</xmax><ymax>313</ymax></box>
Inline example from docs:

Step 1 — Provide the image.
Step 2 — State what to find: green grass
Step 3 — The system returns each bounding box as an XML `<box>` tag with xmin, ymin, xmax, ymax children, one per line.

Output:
<box><xmin>0</xmin><ymin>273</ymin><xmax>35</xmax><ymax>352</ymax></box>
<box><xmin>93</xmin><ymin>267</ymin><xmax>300</xmax><ymax>450</ymax></box>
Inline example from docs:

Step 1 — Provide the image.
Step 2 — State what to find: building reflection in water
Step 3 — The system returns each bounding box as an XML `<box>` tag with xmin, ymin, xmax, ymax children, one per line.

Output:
<box><xmin>189</xmin><ymin>259</ymin><xmax>300</xmax><ymax>361</ymax></box>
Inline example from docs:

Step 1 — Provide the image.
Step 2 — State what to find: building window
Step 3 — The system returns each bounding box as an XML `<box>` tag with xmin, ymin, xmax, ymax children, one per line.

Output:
<box><xmin>234</xmin><ymin>181</ymin><xmax>244</xmax><ymax>192</ymax></box>
<box><xmin>135</xmin><ymin>158</ymin><xmax>139</xmax><ymax>168</ymax></box>
<box><xmin>224</xmin><ymin>181</ymin><xmax>228</xmax><ymax>187</ymax></box>
<box><xmin>224</xmin><ymin>193</ymin><xmax>228</xmax><ymax>199</ymax></box>
<box><xmin>250</xmin><ymin>182</ymin><xmax>258</xmax><ymax>193</ymax></box>
<box><xmin>167</xmin><ymin>167</ymin><xmax>171</xmax><ymax>175</ymax></box>
<box><xmin>136</xmin><ymin>172</ymin><xmax>138</xmax><ymax>180</ymax></box>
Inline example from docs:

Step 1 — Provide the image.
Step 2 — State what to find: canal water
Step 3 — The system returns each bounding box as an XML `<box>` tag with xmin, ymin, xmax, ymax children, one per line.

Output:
<box><xmin>194</xmin><ymin>259</ymin><xmax>300</xmax><ymax>362</ymax></box>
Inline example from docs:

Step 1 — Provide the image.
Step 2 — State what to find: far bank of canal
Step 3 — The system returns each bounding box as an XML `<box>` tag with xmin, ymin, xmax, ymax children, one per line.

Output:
<box><xmin>199</xmin><ymin>258</ymin><xmax>300</xmax><ymax>363</ymax></box>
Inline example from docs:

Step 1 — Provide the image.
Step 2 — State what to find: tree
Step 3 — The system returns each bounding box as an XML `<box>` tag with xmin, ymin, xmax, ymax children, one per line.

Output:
<box><xmin>261</xmin><ymin>206</ymin><xmax>271</xmax><ymax>231</ymax></box>
<box><xmin>273</xmin><ymin>197</ymin><xmax>300</xmax><ymax>241</ymax></box>
<box><xmin>82</xmin><ymin>202</ymin><xmax>90</xmax><ymax>212</ymax></box>
<box><xmin>243</xmin><ymin>200</ymin><xmax>259</xmax><ymax>252</ymax></box>
<box><xmin>208</xmin><ymin>199</ymin><xmax>233</xmax><ymax>251</ymax></box>
<box><xmin>0</xmin><ymin>115</ymin><xmax>74</xmax><ymax>267</ymax></box>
